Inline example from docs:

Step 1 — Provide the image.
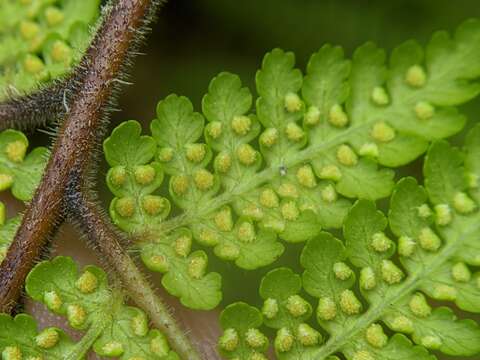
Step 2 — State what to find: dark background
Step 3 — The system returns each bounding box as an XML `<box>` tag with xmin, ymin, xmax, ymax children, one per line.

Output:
<box><xmin>116</xmin><ymin>0</ymin><xmax>480</xmax><ymax>122</ymax></box>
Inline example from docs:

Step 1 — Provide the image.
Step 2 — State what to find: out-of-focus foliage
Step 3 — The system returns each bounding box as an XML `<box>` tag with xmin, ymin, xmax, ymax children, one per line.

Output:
<box><xmin>0</xmin><ymin>0</ymin><xmax>100</xmax><ymax>100</ymax></box>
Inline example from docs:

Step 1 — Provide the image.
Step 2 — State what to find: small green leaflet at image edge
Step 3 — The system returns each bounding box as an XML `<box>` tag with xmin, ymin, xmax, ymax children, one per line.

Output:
<box><xmin>0</xmin><ymin>256</ymin><xmax>178</xmax><ymax>359</ymax></box>
<box><xmin>0</xmin><ymin>0</ymin><xmax>100</xmax><ymax>100</ymax></box>
<box><xmin>218</xmin><ymin>123</ymin><xmax>480</xmax><ymax>359</ymax></box>
<box><xmin>0</xmin><ymin>129</ymin><xmax>49</xmax><ymax>262</ymax></box>
<box><xmin>104</xmin><ymin>19</ymin><xmax>480</xmax><ymax>310</ymax></box>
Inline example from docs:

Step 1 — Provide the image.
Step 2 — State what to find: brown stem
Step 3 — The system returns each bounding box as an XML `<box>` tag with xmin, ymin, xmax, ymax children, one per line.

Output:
<box><xmin>0</xmin><ymin>0</ymin><xmax>159</xmax><ymax>312</ymax></box>
<box><xmin>67</xmin><ymin>188</ymin><xmax>203</xmax><ymax>360</ymax></box>
<box><xmin>0</xmin><ymin>81</ymin><xmax>67</xmax><ymax>131</ymax></box>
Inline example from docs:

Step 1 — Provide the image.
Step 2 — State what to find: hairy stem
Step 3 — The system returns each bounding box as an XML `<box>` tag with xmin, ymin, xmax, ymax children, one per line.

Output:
<box><xmin>0</xmin><ymin>0</ymin><xmax>201</xmax><ymax>356</ymax></box>
<box><xmin>0</xmin><ymin>0</ymin><xmax>160</xmax><ymax>312</ymax></box>
<box><xmin>67</xmin><ymin>189</ymin><xmax>202</xmax><ymax>360</ymax></box>
<box><xmin>0</xmin><ymin>80</ymin><xmax>67</xmax><ymax>131</ymax></box>
<box><xmin>65</xmin><ymin>317</ymin><xmax>109</xmax><ymax>360</ymax></box>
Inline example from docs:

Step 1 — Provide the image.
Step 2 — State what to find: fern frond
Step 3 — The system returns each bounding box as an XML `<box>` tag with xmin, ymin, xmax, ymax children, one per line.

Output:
<box><xmin>104</xmin><ymin>19</ymin><xmax>480</xmax><ymax>310</ymax></box>
<box><xmin>219</xmin><ymin>124</ymin><xmax>480</xmax><ymax>359</ymax></box>
<box><xmin>0</xmin><ymin>128</ymin><xmax>47</xmax><ymax>262</ymax></box>
<box><xmin>219</xmin><ymin>302</ymin><xmax>269</xmax><ymax>359</ymax></box>
<box><xmin>0</xmin><ymin>256</ymin><xmax>178</xmax><ymax>359</ymax></box>
<box><xmin>0</xmin><ymin>0</ymin><xmax>100</xmax><ymax>99</ymax></box>
<box><xmin>0</xmin><ymin>129</ymin><xmax>48</xmax><ymax>200</ymax></box>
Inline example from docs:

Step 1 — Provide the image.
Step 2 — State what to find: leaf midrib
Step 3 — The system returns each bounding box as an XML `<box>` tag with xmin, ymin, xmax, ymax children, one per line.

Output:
<box><xmin>311</xmin><ymin>221</ymin><xmax>479</xmax><ymax>359</ymax></box>
<box><xmin>168</xmin><ymin>122</ymin><xmax>363</xmax><ymax>228</ymax></box>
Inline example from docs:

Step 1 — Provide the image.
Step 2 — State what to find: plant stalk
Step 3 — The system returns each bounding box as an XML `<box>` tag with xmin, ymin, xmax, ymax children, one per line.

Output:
<box><xmin>67</xmin><ymin>189</ymin><xmax>203</xmax><ymax>360</ymax></box>
<box><xmin>0</xmin><ymin>0</ymin><xmax>161</xmax><ymax>312</ymax></box>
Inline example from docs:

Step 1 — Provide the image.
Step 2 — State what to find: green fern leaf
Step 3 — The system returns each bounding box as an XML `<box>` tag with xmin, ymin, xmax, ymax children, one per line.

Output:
<box><xmin>104</xmin><ymin>120</ymin><xmax>222</xmax><ymax>310</ymax></box>
<box><xmin>0</xmin><ymin>0</ymin><xmax>100</xmax><ymax>98</ymax></box>
<box><xmin>0</xmin><ymin>314</ymin><xmax>77</xmax><ymax>359</ymax></box>
<box><xmin>0</xmin><ymin>129</ymin><xmax>48</xmax><ymax>201</ymax></box>
<box><xmin>105</xmin><ymin>19</ymin><xmax>480</xmax><ymax>310</ymax></box>
<box><xmin>0</xmin><ymin>204</ymin><xmax>20</xmax><ymax>262</ymax></box>
<box><xmin>0</xmin><ymin>128</ymin><xmax>48</xmax><ymax>262</ymax></box>
<box><xmin>219</xmin><ymin>124</ymin><xmax>480</xmax><ymax>359</ymax></box>
<box><xmin>219</xmin><ymin>302</ymin><xmax>269</xmax><ymax>360</ymax></box>
<box><xmin>259</xmin><ymin>268</ymin><xmax>320</xmax><ymax>359</ymax></box>
<box><xmin>0</xmin><ymin>256</ymin><xmax>179</xmax><ymax>359</ymax></box>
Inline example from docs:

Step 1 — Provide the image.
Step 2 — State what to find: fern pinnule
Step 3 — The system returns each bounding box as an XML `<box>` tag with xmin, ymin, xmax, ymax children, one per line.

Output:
<box><xmin>0</xmin><ymin>256</ymin><xmax>179</xmax><ymax>359</ymax></box>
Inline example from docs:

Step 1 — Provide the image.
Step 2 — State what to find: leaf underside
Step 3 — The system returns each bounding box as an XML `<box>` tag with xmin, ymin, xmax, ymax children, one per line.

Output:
<box><xmin>103</xmin><ymin>19</ymin><xmax>480</xmax><ymax>310</ymax></box>
<box><xmin>1</xmin><ymin>256</ymin><xmax>178</xmax><ymax>359</ymax></box>
<box><xmin>219</xmin><ymin>123</ymin><xmax>480</xmax><ymax>359</ymax></box>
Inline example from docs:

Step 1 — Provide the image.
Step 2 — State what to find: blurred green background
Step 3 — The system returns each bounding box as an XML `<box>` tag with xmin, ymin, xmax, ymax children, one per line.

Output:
<box><xmin>116</xmin><ymin>0</ymin><xmax>480</xmax><ymax>121</ymax></box>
